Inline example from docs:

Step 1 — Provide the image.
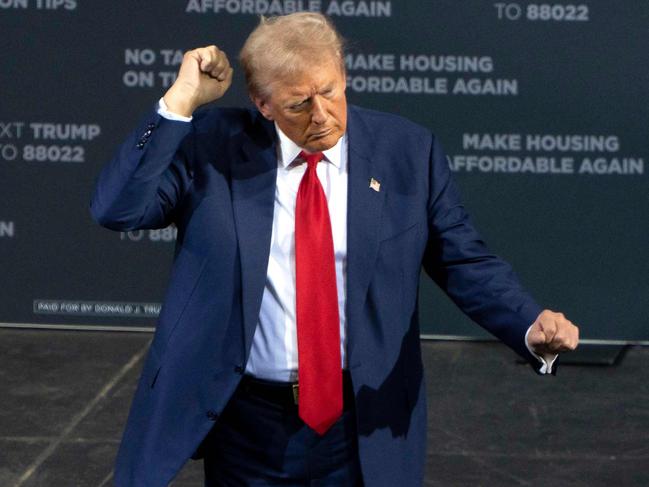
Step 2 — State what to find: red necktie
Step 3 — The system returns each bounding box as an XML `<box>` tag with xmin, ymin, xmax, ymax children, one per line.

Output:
<box><xmin>295</xmin><ymin>150</ymin><xmax>342</xmax><ymax>435</ymax></box>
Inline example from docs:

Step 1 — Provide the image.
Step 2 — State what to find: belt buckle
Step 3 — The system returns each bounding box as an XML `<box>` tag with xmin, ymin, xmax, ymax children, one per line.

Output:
<box><xmin>292</xmin><ymin>383</ymin><xmax>299</xmax><ymax>405</ymax></box>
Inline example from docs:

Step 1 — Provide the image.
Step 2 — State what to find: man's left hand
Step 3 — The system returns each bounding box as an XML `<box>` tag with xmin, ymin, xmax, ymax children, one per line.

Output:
<box><xmin>528</xmin><ymin>309</ymin><xmax>579</xmax><ymax>355</ymax></box>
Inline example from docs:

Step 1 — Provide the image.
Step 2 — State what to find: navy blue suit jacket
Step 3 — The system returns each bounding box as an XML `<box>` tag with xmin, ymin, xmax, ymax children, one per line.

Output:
<box><xmin>91</xmin><ymin>104</ymin><xmax>543</xmax><ymax>487</ymax></box>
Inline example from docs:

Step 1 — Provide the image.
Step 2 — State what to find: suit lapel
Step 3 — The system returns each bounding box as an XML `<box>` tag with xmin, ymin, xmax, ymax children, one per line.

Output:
<box><xmin>231</xmin><ymin>115</ymin><xmax>277</xmax><ymax>358</ymax></box>
<box><xmin>345</xmin><ymin>107</ymin><xmax>386</xmax><ymax>361</ymax></box>
<box><xmin>230</xmin><ymin>108</ymin><xmax>386</xmax><ymax>364</ymax></box>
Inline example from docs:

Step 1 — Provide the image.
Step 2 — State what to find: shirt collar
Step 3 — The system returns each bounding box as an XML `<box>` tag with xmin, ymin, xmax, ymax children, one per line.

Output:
<box><xmin>275</xmin><ymin>123</ymin><xmax>344</xmax><ymax>169</ymax></box>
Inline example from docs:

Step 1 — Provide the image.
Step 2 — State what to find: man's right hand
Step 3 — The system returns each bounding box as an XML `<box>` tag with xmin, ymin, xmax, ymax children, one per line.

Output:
<box><xmin>163</xmin><ymin>46</ymin><xmax>233</xmax><ymax>117</ymax></box>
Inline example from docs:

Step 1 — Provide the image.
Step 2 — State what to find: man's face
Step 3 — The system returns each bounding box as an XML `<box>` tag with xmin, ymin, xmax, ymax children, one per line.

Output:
<box><xmin>253</xmin><ymin>59</ymin><xmax>347</xmax><ymax>153</ymax></box>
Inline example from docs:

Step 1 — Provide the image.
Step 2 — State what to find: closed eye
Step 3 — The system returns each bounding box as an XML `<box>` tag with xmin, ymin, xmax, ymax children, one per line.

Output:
<box><xmin>288</xmin><ymin>99</ymin><xmax>309</xmax><ymax>110</ymax></box>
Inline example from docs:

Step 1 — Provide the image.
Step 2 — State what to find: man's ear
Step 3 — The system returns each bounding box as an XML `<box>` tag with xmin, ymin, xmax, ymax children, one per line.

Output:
<box><xmin>252</xmin><ymin>95</ymin><xmax>274</xmax><ymax>121</ymax></box>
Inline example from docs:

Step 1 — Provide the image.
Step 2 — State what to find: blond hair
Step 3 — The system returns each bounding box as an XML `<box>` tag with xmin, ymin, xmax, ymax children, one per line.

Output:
<box><xmin>239</xmin><ymin>12</ymin><xmax>345</xmax><ymax>98</ymax></box>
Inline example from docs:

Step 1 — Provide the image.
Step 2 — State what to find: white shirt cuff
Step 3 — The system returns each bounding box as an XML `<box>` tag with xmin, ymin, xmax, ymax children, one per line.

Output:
<box><xmin>525</xmin><ymin>325</ymin><xmax>558</xmax><ymax>374</ymax></box>
<box><xmin>157</xmin><ymin>98</ymin><xmax>193</xmax><ymax>122</ymax></box>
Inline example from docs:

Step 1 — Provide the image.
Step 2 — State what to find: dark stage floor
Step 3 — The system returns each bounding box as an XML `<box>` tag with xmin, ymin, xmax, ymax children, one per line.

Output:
<box><xmin>1</xmin><ymin>328</ymin><xmax>647</xmax><ymax>487</ymax></box>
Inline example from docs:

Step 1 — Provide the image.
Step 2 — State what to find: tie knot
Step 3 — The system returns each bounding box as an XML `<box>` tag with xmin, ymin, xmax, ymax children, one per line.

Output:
<box><xmin>299</xmin><ymin>150</ymin><xmax>324</xmax><ymax>168</ymax></box>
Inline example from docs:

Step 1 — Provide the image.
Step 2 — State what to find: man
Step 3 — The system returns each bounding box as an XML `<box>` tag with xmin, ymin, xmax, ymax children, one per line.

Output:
<box><xmin>91</xmin><ymin>12</ymin><xmax>579</xmax><ymax>487</ymax></box>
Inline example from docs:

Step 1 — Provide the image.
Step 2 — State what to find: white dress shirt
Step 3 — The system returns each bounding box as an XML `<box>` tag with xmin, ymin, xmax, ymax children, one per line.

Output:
<box><xmin>245</xmin><ymin>126</ymin><xmax>348</xmax><ymax>381</ymax></box>
<box><xmin>157</xmin><ymin>99</ymin><xmax>555</xmax><ymax>376</ymax></box>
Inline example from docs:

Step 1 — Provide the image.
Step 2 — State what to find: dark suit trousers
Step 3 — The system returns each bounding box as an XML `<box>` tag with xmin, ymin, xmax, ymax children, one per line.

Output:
<box><xmin>202</xmin><ymin>375</ymin><xmax>363</xmax><ymax>486</ymax></box>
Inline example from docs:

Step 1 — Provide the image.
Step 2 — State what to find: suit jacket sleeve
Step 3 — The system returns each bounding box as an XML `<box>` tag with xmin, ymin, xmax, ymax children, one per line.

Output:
<box><xmin>90</xmin><ymin>109</ymin><xmax>194</xmax><ymax>231</ymax></box>
<box><xmin>422</xmin><ymin>134</ymin><xmax>545</xmax><ymax>370</ymax></box>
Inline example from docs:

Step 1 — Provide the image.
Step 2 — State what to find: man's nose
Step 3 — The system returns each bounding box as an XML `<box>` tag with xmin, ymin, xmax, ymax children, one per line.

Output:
<box><xmin>310</xmin><ymin>97</ymin><xmax>327</xmax><ymax>125</ymax></box>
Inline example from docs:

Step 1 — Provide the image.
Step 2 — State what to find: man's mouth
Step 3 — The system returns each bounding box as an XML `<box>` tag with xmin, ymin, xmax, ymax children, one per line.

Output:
<box><xmin>310</xmin><ymin>128</ymin><xmax>332</xmax><ymax>139</ymax></box>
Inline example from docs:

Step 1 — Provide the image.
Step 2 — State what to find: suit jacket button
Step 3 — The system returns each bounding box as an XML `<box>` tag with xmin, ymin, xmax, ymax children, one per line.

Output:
<box><xmin>206</xmin><ymin>410</ymin><xmax>218</xmax><ymax>421</ymax></box>
<box><xmin>234</xmin><ymin>365</ymin><xmax>244</xmax><ymax>374</ymax></box>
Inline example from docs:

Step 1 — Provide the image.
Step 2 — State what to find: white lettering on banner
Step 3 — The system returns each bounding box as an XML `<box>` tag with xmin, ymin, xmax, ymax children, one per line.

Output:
<box><xmin>494</xmin><ymin>3</ymin><xmax>589</xmax><ymax>22</ymax></box>
<box><xmin>452</xmin><ymin>133</ymin><xmax>645</xmax><ymax>177</ymax></box>
<box><xmin>0</xmin><ymin>0</ymin><xmax>28</xmax><ymax>8</ymax></box>
<box><xmin>347</xmin><ymin>76</ymin><xmax>448</xmax><ymax>94</ymax></box>
<box><xmin>399</xmin><ymin>55</ymin><xmax>493</xmax><ymax>73</ymax></box>
<box><xmin>326</xmin><ymin>0</ymin><xmax>390</xmax><ymax>17</ymax></box>
<box><xmin>1</xmin><ymin>121</ymin><xmax>100</xmax><ymax>164</ymax></box>
<box><xmin>579</xmin><ymin>158</ymin><xmax>643</xmax><ymax>175</ymax></box>
<box><xmin>22</xmin><ymin>145</ymin><xmax>84</xmax><ymax>162</ymax></box>
<box><xmin>123</xmin><ymin>49</ymin><xmax>185</xmax><ymax>89</ymax></box>
<box><xmin>29</xmin><ymin>123</ymin><xmax>100</xmax><ymax>141</ymax></box>
<box><xmin>346</xmin><ymin>76</ymin><xmax>516</xmax><ymax>96</ymax></box>
<box><xmin>345</xmin><ymin>54</ymin><xmax>395</xmax><ymax>72</ymax></box>
<box><xmin>0</xmin><ymin>144</ymin><xmax>19</xmax><ymax>160</ymax></box>
<box><xmin>462</xmin><ymin>134</ymin><xmax>621</xmax><ymax>153</ymax></box>
<box><xmin>452</xmin><ymin>78</ymin><xmax>517</xmax><ymax>95</ymax></box>
<box><xmin>33</xmin><ymin>300</ymin><xmax>162</xmax><ymax>317</ymax></box>
<box><xmin>159</xmin><ymin>49</ymin><xmax>184</xmax><ymax>66</ymax></box>
<box><xmin>120</xmin><ymin>227</ymin><xmax>178</xmax><ymax>243</ymax></box>
<box><xmin>123</xmin><ymin>70</ymin><xmax>155</xmax><ymax>88</ymax></box>
<box><xmin>345</xmin><ymin>53</ymin><xmax>516</xmax><ymax>96</ymax></box>
<box><xmin>0</xmin><ymin>122</ymin><xmax>26</xmax><ymax>138</ymax></box>
<box><xmin>124</xmin><ymin>48</ymin><xmax>157</xmax><ymax>66</ymax></box>
<box><xmin>463</xmin><ymin>134</ymin><xmax>521</xmax><ymax>151</ymax></box>
<box><xmin>158</xmin><ymin>71</ymin><xmax>178</xmax><ymax>87</ymax></box>
<box><xmin>35</xmin><ymin>301</ymin><xmax>59</xmax><ymax>312</ymax></box>
<box><xmin>34</xmin><ymin>0</ymin><xmax>76</xmax><ymax>9</ymax></box>
<box><xmin>143</xmin><ymin>303</ymin><xmax>162</xmax><ymax>315</ymax></box>
<box><xmin>525</xmin><ymin>135</ymin><xmax>619</xmax><ymax>152</ymax></box>
<box><xmin>450</xmin><ymin>155</ymin><xmax>575</xmax><ymax>174</ymax></box>
<box><xmin>124</xmin><ymin>48</ymin><xmax>186</xmax><ymax>70</ymax></box>
<box><xmin>0</xmin><ymin>221</ymin><xmax>15</xmax><ymax>238</ymax></box>
<box><xmin>494</xmin><ymin>2</ymin><xmax>522</xmax><ymax>20</ymax></box>
<box><xmin>343</xmin><ymin>55</ymin><xmax>495</xmax><ymax>74</ymax></box>
<box><xmin>186</xmin><ymin>0</ymin><xmax>322</xmax><ymax>14</ymax></box>
<box><xmin>0</xmin><ymin>0</ymin><xmax>77</xmax><ymax>9</ymax></box>
<box><xmin>184</xmin><ymin>0</ymin><xmax>391</xmax><ymax>17</ymax></box>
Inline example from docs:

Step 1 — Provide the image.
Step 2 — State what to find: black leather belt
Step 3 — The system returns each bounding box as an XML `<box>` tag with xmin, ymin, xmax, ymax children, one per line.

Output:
<box><xmin>239</xmin><ymin>371</ymin><xmax>354</xmax><ymax>410</ymax></box>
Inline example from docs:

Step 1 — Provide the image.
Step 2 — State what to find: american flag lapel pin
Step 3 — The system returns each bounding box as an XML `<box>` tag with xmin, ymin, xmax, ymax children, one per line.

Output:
<box><xmin>369</xmin><ymin>177</ymin><xmax>381</xmax><ymax>192</ymax></box>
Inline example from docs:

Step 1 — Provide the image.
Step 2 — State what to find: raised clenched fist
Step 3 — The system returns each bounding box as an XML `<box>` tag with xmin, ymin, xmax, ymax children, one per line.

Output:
<box><xmin>528</xmin><ymin>309</ymin><xmax>579</xmax><ymax>356</ymax></box>
<box><xmin>163</xmin><ymin>45</ymin><xmax>233</xmax><ymax>117</ymax></box>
